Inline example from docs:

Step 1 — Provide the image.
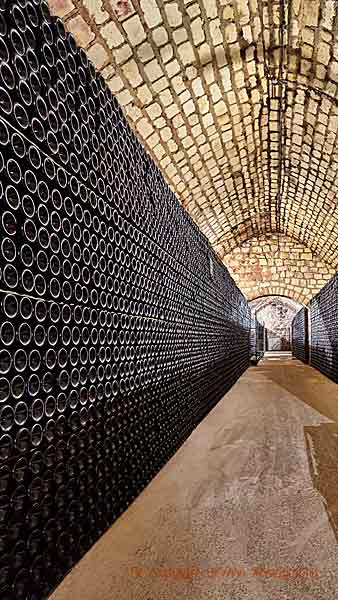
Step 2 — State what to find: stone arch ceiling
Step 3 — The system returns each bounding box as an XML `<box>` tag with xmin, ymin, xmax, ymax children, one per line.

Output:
<box><xmin>223</xmin><ymin>233</ymin><xmax>335</xmax><ymax>302</ymax></box>
<box><xmin>249</xmin><ymin>295</ymin><xmax>303</xmax><ymax>314</ymax></box>
<box><xmin>50</xmin><ymin>0</ymin><xmax>338</xmax><ymax>267</ymax></box>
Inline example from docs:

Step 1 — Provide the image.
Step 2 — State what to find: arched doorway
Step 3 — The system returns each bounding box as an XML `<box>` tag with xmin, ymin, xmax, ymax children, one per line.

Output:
<box><xmin>249</xmin><ymin>295</ymin><xmax>304</xmax><ymax>352</ymax></box>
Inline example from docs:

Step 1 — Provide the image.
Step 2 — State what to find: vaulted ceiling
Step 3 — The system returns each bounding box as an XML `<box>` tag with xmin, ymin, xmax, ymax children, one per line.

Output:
<box><xmin>51</xmin><ymin>0</ymin><xmax>338</xmax><ymax>266</ymax></box>
<box><xmin>250</xmin><ymin>294</ymin><xmax>302</xmax><ymax>315</ymax></box>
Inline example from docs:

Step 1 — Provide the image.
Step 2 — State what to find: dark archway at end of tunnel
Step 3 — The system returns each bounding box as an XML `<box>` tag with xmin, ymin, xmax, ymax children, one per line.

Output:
<box><xmin>249</xmin><ymin>295</ymin><xmax>304</xmax><ymax>352</ymax></box>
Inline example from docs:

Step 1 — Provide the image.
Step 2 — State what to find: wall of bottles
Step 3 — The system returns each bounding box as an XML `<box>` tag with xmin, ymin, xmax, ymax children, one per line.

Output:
<box><xmin>291</xmin><ymin>307</ymin><xmax>309</xmax><ymax>364</ymax></box>
<box><xmin>249</xmin><ymin>318</ymin><xmax>256</xmax><ymax>356</ymax></box>
<box><xmin>250</xmin><ymin>316</ymin><xmax>265</xmax><ymax>360</ymax></box>
<box><xmin>309</xmin><ymin>275</ymin><xmax>338</xmax><ymax>381</ymax></box>
<box><xmin>0</xmin><ymin>0</ymin><xmax>251</xmax><ymax>597</ymax></box>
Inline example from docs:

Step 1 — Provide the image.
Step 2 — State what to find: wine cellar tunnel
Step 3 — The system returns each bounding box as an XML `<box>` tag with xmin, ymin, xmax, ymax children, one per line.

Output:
<box><xmin>1</xmin><ymin>0</ymin><xmax>338</xmax><ymax>598</ymax></box>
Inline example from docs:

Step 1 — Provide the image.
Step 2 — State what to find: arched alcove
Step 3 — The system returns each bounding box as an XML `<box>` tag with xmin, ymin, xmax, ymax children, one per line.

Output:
<box><xmin>249</xmin><ymin>295</ymin><xmax>303</xmax><ymax>352</ymax></box>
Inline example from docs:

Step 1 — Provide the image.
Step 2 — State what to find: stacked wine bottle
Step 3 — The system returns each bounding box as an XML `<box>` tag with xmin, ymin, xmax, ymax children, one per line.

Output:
<box><xmin>309</xmin><ymin>276</ymin><xmax>338</xmax><ymax>380</ymax></box>
<box><xmin>291</xmin><ymin>306</ymin><xmax>309</xmax><ymax>364</ymax></box>
<box><xmin>0</xmin><ymin>0</ymin><xmax>251</xmax><ymax>596</ymax></box>
<box><xmin>250</xmin><ymin>316</ymin><xmax>264</xmax><ymax>359</ymax></box>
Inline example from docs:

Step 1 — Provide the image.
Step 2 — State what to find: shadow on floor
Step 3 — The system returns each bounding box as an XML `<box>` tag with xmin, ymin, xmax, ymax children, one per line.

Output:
<box><xmin>257</xmin><ymin>359</ymin><xmax>338</xmax><ymax>425</ymax></box>
<box><xmin>255</xmin><ymin>359</ymin><xmax>338</xmax><ymax>546</ymax></box>
<box><xmin>305</xmin><ymin>424</ymin><xmax>338</xmax><ymax>545</ymax></box>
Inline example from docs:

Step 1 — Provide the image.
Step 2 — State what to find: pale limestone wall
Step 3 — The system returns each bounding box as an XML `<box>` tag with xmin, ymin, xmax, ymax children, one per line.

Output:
<box><xmin>223</xmin><ymin>234</ymin><xmax>335</xmax><ymax>304</ymax></box>
<box><xmin>49</xmin><ymin>0</ymin><xmax>338</xmax><ymax>268</ymax></box>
